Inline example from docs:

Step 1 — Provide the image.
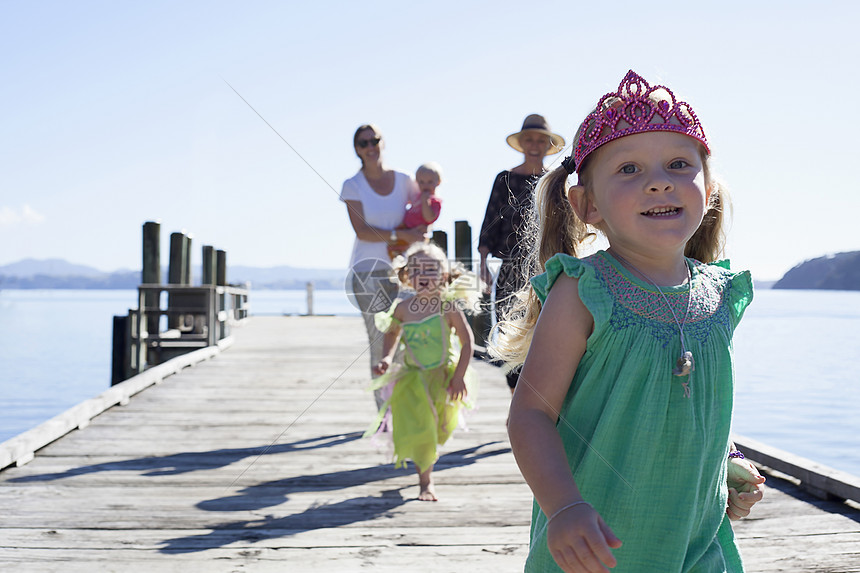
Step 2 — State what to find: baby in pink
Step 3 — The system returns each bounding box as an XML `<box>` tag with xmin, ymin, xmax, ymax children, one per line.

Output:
<box><xmin>389</xmin><ymin>163</ymin><xmax>443</xmax><ymax>258</ymax></box>
<box><xmin>403</xmin><ymin>162</ymin><xmax>443</xmax><ymax>227</ymax></box>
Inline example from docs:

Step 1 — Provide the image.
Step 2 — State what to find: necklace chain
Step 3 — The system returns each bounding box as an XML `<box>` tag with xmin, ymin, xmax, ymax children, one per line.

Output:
<box><xmin>610</xmin><ymin>251</ymin><xmax>695</xmax><ymax>394</ymax></box>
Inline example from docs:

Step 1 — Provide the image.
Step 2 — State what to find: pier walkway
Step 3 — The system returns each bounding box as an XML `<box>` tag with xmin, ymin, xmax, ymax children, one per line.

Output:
<box><xmin>1</xmin><ymin>316</ymin><xmax>859</xmax><ymax>572</ymax></box>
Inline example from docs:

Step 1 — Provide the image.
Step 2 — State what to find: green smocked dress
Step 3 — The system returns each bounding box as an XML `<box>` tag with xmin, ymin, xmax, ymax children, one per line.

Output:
<box><xmin>525</xmin><ymin>251</ymin><xmax>753</xmax><ymax>572</ymax></box>
<box><xmin>368</xmin><ymin>311</ymin><xmax>477</xmax><ymax>473</ymax></box>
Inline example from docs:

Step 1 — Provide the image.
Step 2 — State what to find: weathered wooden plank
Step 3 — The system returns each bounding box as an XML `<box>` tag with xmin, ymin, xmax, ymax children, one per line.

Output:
<box><xmin>2</xmin><ymin>540</ymin><xmax>856</xmax><ymax>573</ymax></box>
<box><xmin>0</xmin><ymin>545</ymin><xmax>533</xmax><ymax>573</ymax></box>
<box><xmin>0</xmin><ymin>525</ymin><xmax>529</xmax><ymax>549</ymax></box>
<box><xmin>0</xmin><ymin>482</ymin><xmax>533</xmax><ymax>528</ymax></box>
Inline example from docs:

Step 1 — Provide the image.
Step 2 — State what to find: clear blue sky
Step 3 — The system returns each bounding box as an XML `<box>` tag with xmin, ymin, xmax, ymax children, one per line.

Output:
<box><xmin>2</xmin><ymin>0</ymin><xmax>858</xmax><ymax>281</ymax></box>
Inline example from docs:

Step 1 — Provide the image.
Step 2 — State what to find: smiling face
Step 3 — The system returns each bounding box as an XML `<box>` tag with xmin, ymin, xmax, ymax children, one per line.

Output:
<box><xmin>570</xmin><ymin>131</ymin><xmax>710</xmax><ymax>259</ymax></box>
<box><xmin>518</xmin><ymin>131</ymin><xmax>552</xmax><ymax>159</ymax></box>
<box><xmin>354</xmin><ymin>127</ymin><xmax>383</xmax><ymax>166</ymax></box>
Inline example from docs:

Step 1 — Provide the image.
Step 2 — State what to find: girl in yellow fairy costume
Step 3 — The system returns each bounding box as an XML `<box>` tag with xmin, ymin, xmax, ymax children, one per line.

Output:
<box><xmin>369</xmin><ymin>242</ymin><xmax>479</xmax><ymax>501</ymax></box>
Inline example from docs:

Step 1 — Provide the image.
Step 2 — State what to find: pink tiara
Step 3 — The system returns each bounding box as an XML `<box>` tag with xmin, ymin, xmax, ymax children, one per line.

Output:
<box><xmin>572</xmin><ymin>70</ymin><xmax>709</xmax><ymax>173</ymax></box>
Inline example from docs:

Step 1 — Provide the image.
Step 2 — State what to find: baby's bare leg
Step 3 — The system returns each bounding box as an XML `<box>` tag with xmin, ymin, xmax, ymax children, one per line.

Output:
<box><xmin>417</xmin><ymin>465</ymin><xmax>437</xmax><ymax>501</ymax></box>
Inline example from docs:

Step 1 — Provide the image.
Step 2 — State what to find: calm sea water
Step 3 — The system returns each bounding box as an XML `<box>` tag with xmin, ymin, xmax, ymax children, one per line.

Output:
<box><xmin>0</xmin><ymin>288</ymin><xmax>858</xmax><ymax>477</ymax></box>
<box><xmin>0</xmin><ymin>289</ymin><xmax>358</xmax><ymax>446</ymax></box>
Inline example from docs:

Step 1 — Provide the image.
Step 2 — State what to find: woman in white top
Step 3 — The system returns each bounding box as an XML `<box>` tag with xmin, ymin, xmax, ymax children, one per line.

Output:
<box><xmin>341</xmin><ymin>124</ymin><xmax>427</xmax><ymax>407</ymax></box>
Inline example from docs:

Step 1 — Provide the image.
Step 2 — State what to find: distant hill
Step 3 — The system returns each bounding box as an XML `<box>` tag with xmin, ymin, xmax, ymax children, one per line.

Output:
<box><xmin>773</xmin><ymin>251</ymin><xmax>860</xmax><ymax>290</ymax></box>
<box><xmin>228</xmin><ymin>265</ymin><xmax>346</xmax><ymax>289</ymax></box>
<box><xmin>0</xmin><ymin>271</ymin><xmax>140</xmax><ymax>289</ymax></box>
<box><xmin>0</xmin><ymin>258</ymin><xmax>112</xmax><ymax>278</ymax></box>
<box><xmin>0</xmin><ymin>259</ymin><xmax>347</xmax><ymax>290</ymax></box>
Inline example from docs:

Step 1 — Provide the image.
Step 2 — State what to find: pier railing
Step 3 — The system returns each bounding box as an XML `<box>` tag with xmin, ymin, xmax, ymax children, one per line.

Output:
<box><xmin>123</xmin><ymin>283</ymin><xmax>248</xmax><ymax>376</ymax></box>
<box><xmin>111</xmin><ymin>222</ymin><xmax>250</xmax><ymax>384</ymax></box>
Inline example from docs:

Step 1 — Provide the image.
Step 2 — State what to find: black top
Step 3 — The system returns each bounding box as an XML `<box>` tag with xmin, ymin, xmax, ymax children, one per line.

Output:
<box><xmin>478</xmin><ymin>170</ymin><xmax>541</xmax><ymax>261</ymax></box>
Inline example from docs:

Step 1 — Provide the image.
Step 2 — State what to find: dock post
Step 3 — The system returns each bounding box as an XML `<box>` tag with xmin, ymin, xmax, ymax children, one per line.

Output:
<box><xmin>306</xmin><ymin>282</ymin><xmax>314</xmax><ymax>316</ymax></box>
<box><xmin>168</xmin><ymin>232</ymin><xmax>187</xmax><ymax>285</ymax></box>
<box><xmin>454</xmin><ymin>221</ymin><xmax>473</xmax><ymax>270</ymax></box>
<box><xmin>473</xmin><ymin>293</ymin><xmax>491</xmax><ymax>350</ymax></box>
<box><xmin>182</xmin><ymin>233</ymin><xmax>193</xmax><ymax>286</ymax></box>
<box><xmin>454</xmin><ymin>220</ymin><xmax>489</xmax><ymax>351</ymax></box>
<box><xmin>216</xmin><ymin>250</ymin><xmax>227</xmax><ymax>340</ymax></box>
<box><xmin>142</xmin><ymin>221</ymin><xmax>161</xmax><ymax>334</ymax></box>
<box><xmin>201</xmin><ymin>245</ymin><xmax>216</xmax><ymax>286</ymax></box>
<box><xmin>432</xmin><ymin>230</ymin><xmax>448</xmax><ymax>255</ymax></box>
<box><xmin>216</xmin><ymin>250</ymin><xmax>227</xmax><ymax>286</ymax></box>
<box><xmin>111</xmin><ymin>315</ymin><xmax>129</xmax><ymax>385</ymax></box>
<box><xmin>167</xmin><ymin>232</ymin><xmax>187</xmax><ymax>329</ymax></box>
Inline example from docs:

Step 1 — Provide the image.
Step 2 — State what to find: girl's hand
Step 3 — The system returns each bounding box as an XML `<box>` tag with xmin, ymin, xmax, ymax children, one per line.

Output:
<box><xmin>547</xmin><ymin>503</ymin><xmax>621</xmax><ymax>572</ymax></box>
<box><xmin>726</xmin><ymin>456</ymin><xmax>766</xmax><ymax>520</ymax></box>
<box><xmin>447</xmin><ymin>375</ymin><xmax>467</xmax><ymax>401</ymax></box>
<box><xmin>373</xmin><ymin>357</ymin><xmax>391</xmax><ymax>376</ymax></box>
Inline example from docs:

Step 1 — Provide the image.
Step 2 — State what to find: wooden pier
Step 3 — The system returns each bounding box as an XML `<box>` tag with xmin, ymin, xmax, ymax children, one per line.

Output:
<box><xmin>1</xmin><ymin>316</ymin><xmax>859</xmax><ymax>572</ymax></box>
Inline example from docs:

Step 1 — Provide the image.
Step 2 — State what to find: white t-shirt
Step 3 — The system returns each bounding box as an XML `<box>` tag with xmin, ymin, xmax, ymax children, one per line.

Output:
<box><xmin>340</xmin><ymin>170</ymin><xmax>419</xmax><ymax>271</ymax></box>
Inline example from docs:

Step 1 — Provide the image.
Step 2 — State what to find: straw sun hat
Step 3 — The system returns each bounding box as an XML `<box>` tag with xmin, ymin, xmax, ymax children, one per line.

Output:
<box><xmin>506</xmin><ymin>114</ymin><xmax>565</xmax><ymax>155</ymax></box>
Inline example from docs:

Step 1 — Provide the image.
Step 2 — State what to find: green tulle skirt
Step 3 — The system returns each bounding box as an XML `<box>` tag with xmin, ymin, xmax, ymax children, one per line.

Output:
<box><xmin>366</xmin><ymin>359</ymin><xmax>477</xmax><ymax>473</ymax></box>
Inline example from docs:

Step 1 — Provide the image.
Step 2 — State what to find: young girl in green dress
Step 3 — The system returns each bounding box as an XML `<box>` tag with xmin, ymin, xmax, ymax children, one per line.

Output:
<box><xmin>370</xmin><ymin>242</ymin><xmax>478</xmax><ymax>501</ymax></box>
<box><xmin>496</xmin><ymin>71</ymin><xmax>766</xmax><ymax>572</ymax></box>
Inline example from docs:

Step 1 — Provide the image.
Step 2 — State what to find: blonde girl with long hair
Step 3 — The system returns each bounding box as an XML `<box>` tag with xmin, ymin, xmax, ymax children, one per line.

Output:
<box><xmin>496</xmin><ymin>71</ymin><xmax>765</xmax><ymax>572</ymax></box>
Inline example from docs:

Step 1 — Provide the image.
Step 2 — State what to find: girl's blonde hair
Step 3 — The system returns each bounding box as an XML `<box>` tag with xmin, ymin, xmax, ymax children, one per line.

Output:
<box><xmin>491</xmin><ymin>109</ymin><xmax>731</xmax><ymax>366</ymax></box>
<box><xmin>394</xmin><ymin>242</ymin><xmax>450</xmax><ymax>282</ymax></box>
<box><xmin>392</xmin><ymin>242</ymin><xmax>483</xmax><ymax>314</ymax></box>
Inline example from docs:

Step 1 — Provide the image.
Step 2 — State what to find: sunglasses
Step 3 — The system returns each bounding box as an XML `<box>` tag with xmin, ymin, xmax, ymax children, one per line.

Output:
<box><xmin>357</xmin><ymin>136</ymin><xmax>381</xmax><ymax>149</ymax></box>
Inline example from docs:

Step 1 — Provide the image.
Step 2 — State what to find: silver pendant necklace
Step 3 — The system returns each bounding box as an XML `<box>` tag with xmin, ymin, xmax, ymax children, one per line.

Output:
<box><xmin>611</xmin><ymin>252</ymin><xmax>694</xmax><ymax>396</ymax></box>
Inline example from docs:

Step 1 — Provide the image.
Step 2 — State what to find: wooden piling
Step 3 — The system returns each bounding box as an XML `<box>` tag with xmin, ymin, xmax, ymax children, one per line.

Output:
<box><xmin>216</xmin><ymin>250</ymin><xmax>227</xmax><ymax>286</ymax></box>
<box><xmin>110</xmin><ymin>315</ymin><xmax>129</xmax><ymax>386</ymax></box>
<box><xmin>216</xmin><ymin>250</ymin><xmax>227</xmax><ymax>339</ymax></box>
<box><xmin>167</xmin><ymin>232</ymin><xmax>188</xmax><ymax>330</ymax></box>
<box><xmin>432</xmin><ymin>230</ymin><xmax>448</xmax><ymax>255</ymax></box>
<box><xmin>168</xmin><ymin>232</ymin><xmax>186</xmax><ymax>286</ymax></box>
<box><xmin>453</xmin><ymin>221</ymin><xmax>489</xmax><ymax>349</ymax></box>
<box><xmin>121</xmin><ymin>223</ymin><xmax>249</xmax><ymax>376</ymax></box>
<box><xmin>141</xmin><ymin>222</ymin><xmax>160</xmax><ymax>334</ymax></box>
<box><xmin>201</xmin><ymin>245</ymin><xmax>216</xmax><ymax>286</ymax></box>
<box><xmin>182</xmin><ymin>233</ymin><xmax>193</xmax><ymax>285</ymax></box>
<box><xmin>454</xmin><ymin>220</ymin><xmax>473</xmax><ymax>270</ymax></box>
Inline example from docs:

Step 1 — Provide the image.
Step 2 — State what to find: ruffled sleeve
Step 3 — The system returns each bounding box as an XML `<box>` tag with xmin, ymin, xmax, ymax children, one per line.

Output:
<box><xmin>373</xmin><ymin>303</ymin><xmax>402</xmax><ymax>333</ymax></box>
<box><xmin>443</xmin><ymin>271</ymin><xmax>482</xmax><ymax>314</ymax></box>
<box><xmin>713</xmin><ymin>259</ymin><xmax>754</xmax><ymax>327</ymax></box>
<box><xmin>530</xmin><ymin>253</ymin><xmax>612</xmax><ymax>332</ymax></box>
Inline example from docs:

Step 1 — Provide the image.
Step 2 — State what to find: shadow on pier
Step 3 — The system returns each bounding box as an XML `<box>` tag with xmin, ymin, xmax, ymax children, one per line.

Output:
<box><xmin>8</xmin><ymin>432</ymin><xmax>364</xmax><ymax>482</ymax></box>
<box><xmin>160</xmin><ymin>443</ymin><xmax>510</xmax><ymax>554</ymax></box>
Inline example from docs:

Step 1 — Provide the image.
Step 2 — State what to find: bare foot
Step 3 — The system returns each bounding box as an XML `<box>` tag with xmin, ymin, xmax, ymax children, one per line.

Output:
<box><xmin>418</xmin><ymin>484</ymin><xmax>437</xmax><ymax>501</ymax></box>
<box><xmin>418</xmin><ymin>466</ymin><xmax>437</xmax><ymax>501</ymax></box>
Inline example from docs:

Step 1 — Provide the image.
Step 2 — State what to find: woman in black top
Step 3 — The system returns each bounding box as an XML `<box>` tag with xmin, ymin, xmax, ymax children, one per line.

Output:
<box><xmin>478</xmin><ymin>114</ymin><xmax>565</xmax><ymax>390</ymax></box>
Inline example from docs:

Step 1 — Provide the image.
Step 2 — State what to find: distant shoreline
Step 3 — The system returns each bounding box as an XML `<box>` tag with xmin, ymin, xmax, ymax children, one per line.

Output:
<box><xmin>0</xmin><ymin>258</ymin><xmax>348</xmax><ymax>291</ymax></box>
<box><xmin>0</xmin><ymin>284</ymin><xmax>345</xmax><ymax>291</ymax></box>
